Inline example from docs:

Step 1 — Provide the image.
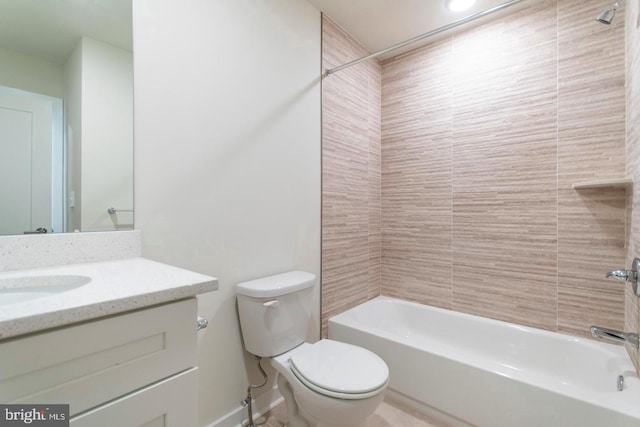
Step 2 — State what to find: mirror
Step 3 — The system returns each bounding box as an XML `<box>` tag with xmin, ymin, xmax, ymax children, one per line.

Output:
<box><xmin>0</xmin><ymin>0</ymin><xmax>133</xmax><ymax>235</ymax></box>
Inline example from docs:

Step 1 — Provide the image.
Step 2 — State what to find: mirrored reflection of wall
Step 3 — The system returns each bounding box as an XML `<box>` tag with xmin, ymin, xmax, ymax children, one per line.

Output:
<box><xmin>65</xmin><ymin>37</ymin><xmax>134</xmax><ymax>232</ymax></box>
<box><xmin>0</xmin><ymin>46</ymin><xmax>64</xmax><ymax>98</ymax></box>
<box><xmin>0</xmin><ymin>38</ymin><xmax>133</xmax><ymax>234</ymax></box>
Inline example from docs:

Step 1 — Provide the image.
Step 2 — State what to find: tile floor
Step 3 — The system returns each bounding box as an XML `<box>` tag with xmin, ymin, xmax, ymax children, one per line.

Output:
<box><xmin>253</xmin><ymin>398</ymin><xmax>449</xmax><ymax>427</ymax></box>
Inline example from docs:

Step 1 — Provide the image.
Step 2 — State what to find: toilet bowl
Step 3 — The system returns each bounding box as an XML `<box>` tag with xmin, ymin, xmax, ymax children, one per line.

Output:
<box><xmin>272</xmin><ymin>340</ymin><xmax>388</xmax><ymax>427</ymax></box>
<box><xmin>235</xmin><ymin>271</ymin><xmax>389</xmax><ymax>427</ymax></box>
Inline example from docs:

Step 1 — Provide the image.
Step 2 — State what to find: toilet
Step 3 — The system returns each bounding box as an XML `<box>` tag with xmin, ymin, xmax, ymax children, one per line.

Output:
<box><xmin>236</xmin><ymin>271</ymin><xmax>388</xmax><ymax>427</ymax></box>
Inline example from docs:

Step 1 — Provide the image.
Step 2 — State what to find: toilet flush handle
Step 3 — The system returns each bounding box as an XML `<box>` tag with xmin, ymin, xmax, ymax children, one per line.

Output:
<box><xmin>263</xmin><ymin>299</ymin><xmax>280</xmax><ymax>308</ymax></box>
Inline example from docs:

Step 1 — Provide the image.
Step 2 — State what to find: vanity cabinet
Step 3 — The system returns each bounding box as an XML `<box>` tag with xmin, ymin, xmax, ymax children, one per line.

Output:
<box><xmin>0</xmin><ymin>298</ymin><xmax>199</xmax><ymax>427</ymax></box>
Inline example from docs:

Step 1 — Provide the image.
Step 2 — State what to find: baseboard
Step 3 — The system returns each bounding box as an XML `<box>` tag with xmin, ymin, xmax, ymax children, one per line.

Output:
<box><xmin>205</xmin><ymin>385</ymin><xmax>283</xmax><ymax>427</ymax></box>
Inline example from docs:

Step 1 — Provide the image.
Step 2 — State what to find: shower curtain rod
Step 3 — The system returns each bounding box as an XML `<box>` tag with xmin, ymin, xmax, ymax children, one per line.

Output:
<box><xmin>323</xmin><ymin>0</ymin><xmax>527</xmax><ymax>77</ymax></box>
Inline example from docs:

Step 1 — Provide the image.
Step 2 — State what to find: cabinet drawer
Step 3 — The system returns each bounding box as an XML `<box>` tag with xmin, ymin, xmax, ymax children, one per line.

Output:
<box><xmin>0</xmin><ymin>298</ymin><xmax>196</xmax><ymax>416</ymax></box>
<box><xmin>70</xmin><ymin>368</ymin><xmax>198</xmax><ymax>427</ymax></box>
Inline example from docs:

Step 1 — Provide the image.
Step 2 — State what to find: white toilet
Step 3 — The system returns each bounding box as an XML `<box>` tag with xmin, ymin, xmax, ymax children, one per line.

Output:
<box><xmin>236</xmin><ymin>271</ymin><xmax>388</xmax><ymax>427</ymax></box>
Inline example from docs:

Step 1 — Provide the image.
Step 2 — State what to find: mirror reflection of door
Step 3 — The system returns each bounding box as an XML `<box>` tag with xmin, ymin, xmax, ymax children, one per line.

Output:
<box><xmin>0</xmin><ymin>85</ymin><xmax>64</xmax><ymax>235</ymax></box>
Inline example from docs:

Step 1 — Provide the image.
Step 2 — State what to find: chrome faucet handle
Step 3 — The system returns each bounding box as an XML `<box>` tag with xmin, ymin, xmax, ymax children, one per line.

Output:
<box><xmin>606</xmin><ymin>270</ymin><xmax>629</xmax><ymax>281</ymax></box>
<box><xmin>606</xmin><ymin>258</ymin><xmax>640</xmax><ymax>297</ymax></box>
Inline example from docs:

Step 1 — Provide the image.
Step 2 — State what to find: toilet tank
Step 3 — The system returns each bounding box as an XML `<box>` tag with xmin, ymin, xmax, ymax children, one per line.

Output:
<box><xmin>236</xmin><ymin>271</ymin><xmax>315</xmax><ymax>357</ymax></box>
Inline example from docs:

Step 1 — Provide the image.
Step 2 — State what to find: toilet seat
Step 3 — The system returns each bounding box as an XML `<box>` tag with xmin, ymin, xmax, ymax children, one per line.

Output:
<box><xmin>289</xmin><ymin>340</ymin><xmax>389</xmax><ymax>400</ymax></box>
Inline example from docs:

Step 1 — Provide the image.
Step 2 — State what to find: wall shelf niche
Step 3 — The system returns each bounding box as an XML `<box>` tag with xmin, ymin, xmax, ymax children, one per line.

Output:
<box><xmin>572</xmin><ymin>178</ymin><xmax>634</xmax><ymax>190</ymax></box>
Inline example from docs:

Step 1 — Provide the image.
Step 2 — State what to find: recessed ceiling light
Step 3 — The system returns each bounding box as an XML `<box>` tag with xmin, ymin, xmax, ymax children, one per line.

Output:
<box><xmin>446</xmin><ymin>0</ymin><xmax>477</xmax><ymax>12</ymax></box>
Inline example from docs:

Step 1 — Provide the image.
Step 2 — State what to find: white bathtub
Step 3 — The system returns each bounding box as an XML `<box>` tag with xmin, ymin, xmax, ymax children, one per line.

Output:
<box><xmin>328</xmin><ymin>296</ymin><xmax>640</xmax><ymax>427</ymax></box>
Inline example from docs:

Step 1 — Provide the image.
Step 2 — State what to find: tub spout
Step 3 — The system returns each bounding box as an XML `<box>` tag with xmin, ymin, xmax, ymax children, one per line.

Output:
<box><xmin>590</xmin><ymin>326</ymin><xmax>639</xmax><ymax>349</ymax></box>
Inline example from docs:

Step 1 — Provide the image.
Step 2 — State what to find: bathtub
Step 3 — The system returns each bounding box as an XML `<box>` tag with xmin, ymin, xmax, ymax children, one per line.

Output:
<box><xmin>328</xmin><ymin>296</ymin><xmax>640</xmax><ymax>427</ymax></box>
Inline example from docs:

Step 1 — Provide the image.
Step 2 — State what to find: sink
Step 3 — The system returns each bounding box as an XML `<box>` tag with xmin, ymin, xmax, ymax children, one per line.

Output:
<box><xmin>0</xmin><ymin>275</ymin><xmax>91</xmax><ymax>306</ymax></box>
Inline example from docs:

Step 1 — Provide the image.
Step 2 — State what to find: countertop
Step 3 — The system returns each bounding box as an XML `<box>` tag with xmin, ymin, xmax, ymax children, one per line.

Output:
<box><xmin>0</xmin><ymin>257</ymin><xmax>218</xmax><ymax>340</ymax></box>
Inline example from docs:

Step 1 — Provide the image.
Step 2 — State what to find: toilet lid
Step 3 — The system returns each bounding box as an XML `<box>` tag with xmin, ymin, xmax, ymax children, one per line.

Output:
<box><xmin>289</xmin><ymin>340</ymin><xmax>388</xmax><ymax>397</ymax></box>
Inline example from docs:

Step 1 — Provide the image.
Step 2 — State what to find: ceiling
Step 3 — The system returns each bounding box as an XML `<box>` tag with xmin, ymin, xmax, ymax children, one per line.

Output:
<box><xmin>0</xmin><ymin>0</ymin><xmax>525</xmax><ymax>67</ymax></box>
<box><xmin>307</xmin><ymin>0</ymin><xmax>528</xmax><ymax>60</ymax></box>
<box><xmin>0</xmin><ymin>0</ymin><xmax>132</xmax><ymax>64</ymax></box>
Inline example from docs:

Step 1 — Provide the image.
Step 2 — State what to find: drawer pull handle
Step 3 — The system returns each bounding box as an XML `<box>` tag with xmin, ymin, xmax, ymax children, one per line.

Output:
<box><xmin>197</xmin><ymin>316</ymin><xmax>208</xmax><ymax>331</ymax></box>
<box><xmin>263</xmin><ymin>300</ymin><xmax>279</xmax><ymax>308</ymax></box>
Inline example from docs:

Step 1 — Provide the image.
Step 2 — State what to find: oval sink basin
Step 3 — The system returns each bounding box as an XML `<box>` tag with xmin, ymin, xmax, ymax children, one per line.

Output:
<box><xmin>0</xmin><ymin>275</ymin><xmax>91</xmax><ymax>306</ymax></box>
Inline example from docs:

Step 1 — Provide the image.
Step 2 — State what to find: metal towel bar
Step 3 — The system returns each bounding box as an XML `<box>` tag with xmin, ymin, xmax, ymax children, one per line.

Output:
<box><xmin>107</xmin><ymin>207</ymin><xmax>134</xmax><ymax>214</ymax></box>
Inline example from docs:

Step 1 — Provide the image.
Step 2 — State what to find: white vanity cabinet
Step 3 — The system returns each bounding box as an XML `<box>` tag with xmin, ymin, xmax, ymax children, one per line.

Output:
<box><xmin>0</xmin><ymin>298</ymin><xmax>200</xmax><ymax>427</ymax></box>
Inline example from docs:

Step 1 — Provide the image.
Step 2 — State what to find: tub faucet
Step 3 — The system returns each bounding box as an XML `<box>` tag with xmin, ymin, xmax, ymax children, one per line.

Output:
<box><xmin>590</xmin><ymin>326</ymin><xmax>639</xmax><ymax>349</ymax></box>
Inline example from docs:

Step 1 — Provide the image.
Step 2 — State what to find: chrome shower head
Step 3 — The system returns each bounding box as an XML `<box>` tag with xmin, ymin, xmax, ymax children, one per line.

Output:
<box><xmin>596</xmin><ymin>0</ymin><xmax>624</xmax><ymax>24</ymax></box>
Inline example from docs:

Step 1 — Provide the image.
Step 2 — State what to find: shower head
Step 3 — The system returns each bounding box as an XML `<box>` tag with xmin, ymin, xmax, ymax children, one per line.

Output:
<box><xmin>596</xmin><ymin>0</ymin><xmax>624</xmax><ymax>24</ymax></box>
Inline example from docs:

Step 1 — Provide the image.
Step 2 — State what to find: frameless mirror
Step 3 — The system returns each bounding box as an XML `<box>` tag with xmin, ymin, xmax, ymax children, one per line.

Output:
<box><xmin>0</xmin><ymin>0</ymin><xmax>133</xmax><ymax>235</ymax></box>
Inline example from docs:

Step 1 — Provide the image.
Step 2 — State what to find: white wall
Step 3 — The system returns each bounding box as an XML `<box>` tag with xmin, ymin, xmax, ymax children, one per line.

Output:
<box><xmin>133</xmin><ymin>0</ymin><xmax>321</xmax><ymax>425</ymax></box>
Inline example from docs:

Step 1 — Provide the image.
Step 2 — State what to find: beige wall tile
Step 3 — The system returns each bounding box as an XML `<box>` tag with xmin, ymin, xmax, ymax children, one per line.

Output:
<box><xmin>557</xmin><ymin>189</ymin><xmax>626</xmax><ymax>337</ymax></box>
<box><xmin>452</xmin><ymin>190</ymin><xmax>558</xmax><ymax>330</ymax></box>
<box><xmin>368</xmin><ymin>58</ymin><xmax>382</xmax><ymax>301</ymax></box>
<box><xmin>556</xmin><ymin>0</ymin><xmax>627</xmax><ymax>340</ymax></box>
<box><xmin>558</xmin><ymin>0</ymin><xmax>626</xmax><ymax>190</ymax></box>
<box><xmin>626</xmin><ymin>0</ymin><xmax>640</xmax><ymax>372</ymax></box>
<box><xmin>322</xmin><ymin>16</ymin><xmax>381</xmax><ymax>337</ymax></box>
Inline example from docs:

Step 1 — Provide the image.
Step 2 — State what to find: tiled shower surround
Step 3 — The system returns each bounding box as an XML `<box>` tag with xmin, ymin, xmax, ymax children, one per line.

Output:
<box><xmin>322</xmin><ymin>17</ymin><xmax>381</xmax><ymax>337</ymax></box>
<box><xmin>322</xmin><ymin>0</ymin><xmax>640</xmax><ymax>371</ymax></box>
<box><xmin>626</xmin><ymin>0</ymin><xmax>640</xmax><ymax>370</ymax></box>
